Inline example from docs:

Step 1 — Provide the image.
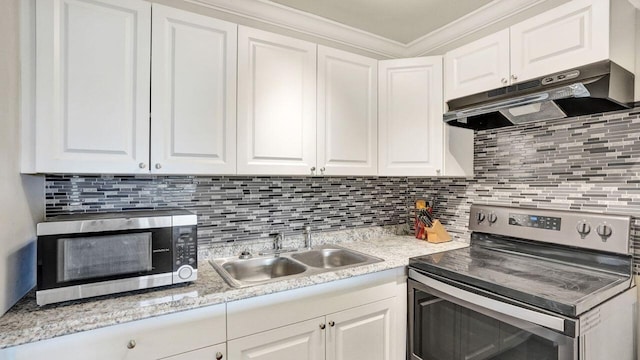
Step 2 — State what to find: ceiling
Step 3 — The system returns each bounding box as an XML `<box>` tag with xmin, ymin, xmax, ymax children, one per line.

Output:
<box><xmin>268</xmin><ymin>0</ymin><xmax>495</xmax><ymax>44</ymax></box>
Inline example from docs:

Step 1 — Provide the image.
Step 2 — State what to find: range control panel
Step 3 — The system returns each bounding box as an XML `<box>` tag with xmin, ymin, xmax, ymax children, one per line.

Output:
<box><xmin>508</xmin><ymin>214</ymin><xmax>561</xmax><ymax>231</ymax></box>
<box><xmin>469</xmin><ymin>205</ymin><xmax>631</xmax><ymax>255</ymax></box>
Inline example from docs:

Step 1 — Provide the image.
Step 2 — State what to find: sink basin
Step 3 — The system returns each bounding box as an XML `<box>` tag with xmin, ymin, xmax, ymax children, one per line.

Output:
<box><xmin>216</xmin><ymin>257</ymin><xmax>307</xmax><ymax>286</ymax></box>
<box><xmin>291</xmin><ymin>248</ymin><xmax>370</xmax><ymax>268</ymax></box>
<box><xmin>210</xmin><ymin>244</ymin><xmax>383</xmax><ymax>288</ymax></box>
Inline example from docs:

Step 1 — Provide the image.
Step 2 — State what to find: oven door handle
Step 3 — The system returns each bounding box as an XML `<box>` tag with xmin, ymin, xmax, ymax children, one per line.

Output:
<box><xmin>409</xmin><ymin>269</ymin><xmax>566</xmax><ymax>332</ymax></box>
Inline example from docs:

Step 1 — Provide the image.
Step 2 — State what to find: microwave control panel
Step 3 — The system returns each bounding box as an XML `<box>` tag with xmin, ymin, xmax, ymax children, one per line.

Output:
<box><xmin>173</xmin><ymin>225</ymin><xmax>198</xmax><ymax>280</ymax></box>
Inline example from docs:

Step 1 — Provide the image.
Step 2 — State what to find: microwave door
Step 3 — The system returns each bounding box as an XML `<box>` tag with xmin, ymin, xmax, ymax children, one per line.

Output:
<box><xmin>58</xmin><ymin>233</ymin><xmax>153</xmax><ymax>283</ymax></box>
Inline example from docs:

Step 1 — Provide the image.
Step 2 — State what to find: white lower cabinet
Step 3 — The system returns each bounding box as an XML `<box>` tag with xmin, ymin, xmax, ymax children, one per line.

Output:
<box><xmin>229</xmin><ymin>299</ymin><xmax>393</xmax><ymax>360</ymax></box>
<box><xmin>326</xmin><ymin>298</ymin><xmax>394</xmax><ymax>360</ymax></box>
<box><xmin>228</xmin><ymin>317</ymin><xmax>326</xmax><ymax>360</ymax></box>
<box><xmin>2</xmin><ymin>271</ymin><xmax>405</xmax><ymax>360</ymax></box>
<box><xmin>227</xmin><ymin>269</ymin><xmax>405</xmax><ymax>360</ymax></box>
<box><xmin>1</xmin><ymin>304</ymin><xmax>226</xmax><ymax>360</ymax></box>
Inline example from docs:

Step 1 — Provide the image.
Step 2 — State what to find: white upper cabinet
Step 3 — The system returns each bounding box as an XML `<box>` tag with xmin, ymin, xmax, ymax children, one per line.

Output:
<box><xmin>378</xmin><ymin>57</ymin><xmax>444</xmax><ymax>176</ymax></box>
<box><xmin>34</xmin><ymin>0</ymin><xmax>151</xmax><ymax>174</ymax></box>
<box><xmin>237</xmin><ymin>26</ymin><xmax>317</xmax><ymax>175</ymax></box>
<box><xmin>444</xmin><ymin>0</ymin><xmax>636</xmax><ymax>100</ymax></box>
<box><xmin>317</xmin><ymin>46</ymin><xmax>378</xmax><ymax>176</ymax></box>
<box><xmin>151</xmin><ymin>4</ymin><xmax>237</xmax><ymax>175</ymax></box>
<box><xmin>444</xmin><ymin>29</ymin><xmax>510</xmax><ymax>101</ymax></box>
<box><xmin>510</xmin><ymin>0</ymin><xmax>634</xmax><ymax>82</ymax></box>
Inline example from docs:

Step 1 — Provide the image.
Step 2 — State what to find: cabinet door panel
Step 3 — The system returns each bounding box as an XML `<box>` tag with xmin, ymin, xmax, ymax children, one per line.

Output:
<box><xmin>35</xmin><ymin>0</ymin><xmax>150</xmax><ymax>174</ymax></box>
<box><xmin>237</xmin><ymin>26</ymin><xmax>317</xmax><ymax>175</ymax></box>
<box><xmin>444</xmin><ymin>29</ymin><xmax>510</xmax><ymax>101</ymax></box>
<box><xmin>326</xmin><ymin>298</ymin><xmax>394</xmax><ymax>360</ymax></box>
<box><xmin>151</xmin><ymin>4</ymin><xmax>237</xmax><ymax>174</ymax></box>
<box><xmin>317</xmin><ymin>46</ymin><xmax>377</xmax><ymax>176</ymax></box>
<box><xmin>378</xmin><ymin>57</ymin><xmax>443</xmax><ymax>176</ymax></box>
<box><xmin>227</xmin><ymin>317</ymin><xmax>325</xmax><ymax>360</ymax></box>
<box><xmin>510</xmin><ymin>0</ymin><xmax>609</xmax><ymax>82</ymax></box>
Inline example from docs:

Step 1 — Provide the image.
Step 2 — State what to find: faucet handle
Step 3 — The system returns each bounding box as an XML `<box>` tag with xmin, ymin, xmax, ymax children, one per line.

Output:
<box><xmin>274</xmin><ymin>232</ymin><xmax>284</xmax><ymax>250</ymax></box>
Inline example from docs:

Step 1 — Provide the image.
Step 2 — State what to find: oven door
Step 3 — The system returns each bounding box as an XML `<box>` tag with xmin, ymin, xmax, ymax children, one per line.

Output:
<box><xmin>409</xmin><ymin>269</ymin><xmax>577</xmax><ymax>360</ymax></box>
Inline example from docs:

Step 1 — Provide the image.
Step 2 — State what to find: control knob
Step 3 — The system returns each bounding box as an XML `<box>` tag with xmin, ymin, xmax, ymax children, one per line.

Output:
<box><xmin>177</xmin><ymin>265</ymin><xmax>193</xmax><ymax>280</ymax></box>
<box><xmin>476</xmin><ymin>212</ymin><xmax>486</xmax><ymax>224</ymax></box>
<box><xmin>576</xmin><ymin>221</ymin><xmax>591</xmax><ymax>239</ymax></box>
<box><xmin>596</xmin><ymin>224</ymin><xmax>613</xmax><ymax>242</ymax></box>
<box><xmin>488</xmin><ymin>213</ymin><xmax>498</xmax><ymax>225</ymax></box>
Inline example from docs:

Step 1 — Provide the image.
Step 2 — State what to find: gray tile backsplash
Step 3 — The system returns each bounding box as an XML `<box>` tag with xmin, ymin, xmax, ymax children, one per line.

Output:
<box><xmin>46</xmin><ymin>176</ymin><xmax>409</xmax><ymax>246</ymax></box>
<box><xmin>45</xmin><ymin>107</ymin><xmax>640</xmax><ymax>270</ymax></box>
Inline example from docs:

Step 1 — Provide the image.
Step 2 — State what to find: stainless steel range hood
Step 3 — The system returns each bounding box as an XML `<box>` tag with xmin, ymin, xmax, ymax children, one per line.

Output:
<box><xmin>444</xmin><ymin>61</ymin><xmax>634</xmax><ymax>130</ymax></box>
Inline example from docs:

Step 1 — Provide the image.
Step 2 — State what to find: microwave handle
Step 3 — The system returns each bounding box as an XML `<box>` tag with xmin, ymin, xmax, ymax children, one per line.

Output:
<box><xmin>409</xmin><ymin>269</ymin><xmax>566</xmax><ymax>332</ymax></box>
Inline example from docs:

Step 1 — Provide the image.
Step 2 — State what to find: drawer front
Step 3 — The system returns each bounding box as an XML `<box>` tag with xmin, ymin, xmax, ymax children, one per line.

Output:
<box><xmin>3</xmin><ymin>304</ymin><xmax>226</xmax><ymax>360</ymax></box>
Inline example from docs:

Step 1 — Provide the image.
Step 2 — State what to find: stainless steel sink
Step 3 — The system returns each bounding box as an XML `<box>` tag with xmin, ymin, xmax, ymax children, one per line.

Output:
<box><xmin>210</xmin><ymin>244</ymin><xmax>383</xmax><ymax>288</ymax></box>
<box><xmin>291</xmin><ymin>248</ymin><xmax>371</xmax><ymax>268</ymax></box>
<box><xmin>223</xmin><ymin>256</ymin><xmax>307</xmax><ymax>282</ymax></box>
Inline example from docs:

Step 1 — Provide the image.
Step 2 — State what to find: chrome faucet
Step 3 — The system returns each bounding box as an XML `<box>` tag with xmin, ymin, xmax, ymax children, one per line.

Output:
<box><xmin>274</xmin><ymin>232</ymin><xmax>284</xmax><ymax>251</ymax></box>
<box><xmin>304</xmin><ymin>226</ymin><xmax>312</xmax><ymax>250</ymax></box>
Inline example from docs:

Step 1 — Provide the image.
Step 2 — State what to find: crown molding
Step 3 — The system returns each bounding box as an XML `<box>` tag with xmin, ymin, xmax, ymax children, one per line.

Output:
<box><xmin>185</xmin><ymin>0</ymin><xmax>407</xmax><ymax>58</ymax></box>
<box><xmin>185</xmin><ymin>0</ymin><xmax>559</xmax><ymax>59</ymax></box>
<box><xmin>407</xmin><ymin>0</ymin><xmax>547</xmax><ymax>56</ymax></box>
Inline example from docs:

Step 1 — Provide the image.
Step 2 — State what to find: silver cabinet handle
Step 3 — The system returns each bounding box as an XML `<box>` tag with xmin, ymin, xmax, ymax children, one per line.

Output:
<box><xmin>319</xmin><ymin>323</ymin><xmax>326</xmax><ymax>329</ymax></box>
<box><xmin>215</xmin><ymin>352</ymin><xmax>223</xmax><ymax>360</ymax></box>
<box><xmin>328</xmin><ymin>321</ymin><xmax>335</xmax><ymax>327</ymax></box>
<box><xmin>511</xmin><ymin>74</ymin><xmax>518</xmax><ymax>80</ymax></box>
<box><xmin>320</xmin><ymin>167</ymin><xmax>325</xmax><ymax>174</ymax></box>
<box><xmin>155</xmin><ymin>163</ymin><xmax>162</xmax><ymax>169</ymax></box>
<box><xmin>127</xmin><ymin>340</ymin><xmax>136</xmax><ymax>349</ymax></box>
<box><xmin>501</xmin><ymin>78</ymin><xmax>508</xmax><ymax>84</ymax></box>
<box><xmin>310</xmin><ymin>166</ymin><xmax>316</xmax><ymax>171</ymax></box>
<box><xmin>436</xmin><ymin>169</ymin><xmax>441</xmax><ymax>175</ymax></box>
<box><xmin>138</xmin><ymin>163</ymin><xmax>146</xmax><ymax>169</ymax></box>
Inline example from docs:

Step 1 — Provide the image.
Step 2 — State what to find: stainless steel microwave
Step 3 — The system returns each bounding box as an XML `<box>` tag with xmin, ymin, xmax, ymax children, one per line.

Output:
<box><xmin>36</xmin><ymin>210</ymin><xmax>198</xmax><ymax>306</ymax></box>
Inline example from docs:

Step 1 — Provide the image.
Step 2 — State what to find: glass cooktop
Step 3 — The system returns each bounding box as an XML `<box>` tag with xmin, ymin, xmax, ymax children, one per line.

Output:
<box><xmin>409</xmin><ymin>234</ymin><xmax>632</xmax><ymax>317</ymax></box>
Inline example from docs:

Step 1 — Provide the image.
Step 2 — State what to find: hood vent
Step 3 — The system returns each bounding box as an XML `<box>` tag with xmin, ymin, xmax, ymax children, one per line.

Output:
<box><xmin>444</xmin><ymin>61</ymin><xmax>634</xmax><ymax>130</ymax></box>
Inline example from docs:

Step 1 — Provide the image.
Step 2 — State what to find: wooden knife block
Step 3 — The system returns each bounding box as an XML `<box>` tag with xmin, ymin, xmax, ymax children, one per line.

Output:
<box><xmin>426</xmin><ymin>220</ymin><xmax>452</xmax><ymax>243</ymax></box>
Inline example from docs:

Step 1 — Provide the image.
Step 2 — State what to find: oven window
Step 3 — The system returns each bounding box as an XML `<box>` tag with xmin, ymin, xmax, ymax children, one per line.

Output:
<box><xmin>413</xmin><ymin>290</ymin><xmax>559</xmax><ymax>360</ymax></box>
<box><xmin>57</xmin><ymin>233</ymin><xmax>153</xmax><ymax>282</ymax></box>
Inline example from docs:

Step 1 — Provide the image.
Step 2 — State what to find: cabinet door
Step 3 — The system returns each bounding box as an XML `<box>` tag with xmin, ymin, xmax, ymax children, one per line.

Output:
<box><xmin>237</xmin><ymin>26</ymin><xmax>317</xmax><ymax>175</ymax></box>
<box><xmin>151</xmin><ymin>4</ymin><xmax>237</xmax><ymax>175</ymax></box>
<box><xmin>317</xmin><ymin>46</ymin><xmax>378</xmax><ymax>176</ymax></box>
<box><xmin>444</xmin><ymin>29</ymin><xmax>510</xmax><ymax>101</ymax></box>
<box><xmin>510</xmin><ymin>0</ymin><xmax>609</xmax><ymax>82</ymax></box>
<box><xmin>227</xmin><ymin>317</ymin><xmax>325</xmax><ymax>360</ymax></box>
<box><xmin>326</xmin><ymin>298</ymin><xmax>394</xmax><ymax>360</ymax></box>
<box><xmin>378</xmin><ymin>57</ymin><xmax>443</xmax><ymax>176</ymax></box>
<box><xmin>159</xmin><ymin>343</ymin><xmax>225</xmax><ymax>360</ymax></box>
<box><xmin>35</xmin><ymin>0</ymin><xmax>151</xmax><ymax>174</ymax></box>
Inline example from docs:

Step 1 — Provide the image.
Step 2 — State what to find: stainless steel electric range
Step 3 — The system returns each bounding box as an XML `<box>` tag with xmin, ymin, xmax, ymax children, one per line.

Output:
<box><xmin>408</xmin><ymin>204</ymin><xmax>636</xmax><ymax>360</ymax></box>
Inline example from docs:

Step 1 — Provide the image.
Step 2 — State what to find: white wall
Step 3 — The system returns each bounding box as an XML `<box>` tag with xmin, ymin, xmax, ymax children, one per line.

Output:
<box><xmin>0</xmin><ymin>0</ymin><xmax>44</xmax><ymax>316</ymax></box>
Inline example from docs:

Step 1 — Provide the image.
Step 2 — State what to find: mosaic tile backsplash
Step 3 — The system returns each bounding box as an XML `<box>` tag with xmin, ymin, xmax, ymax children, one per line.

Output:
<box><xmin>45</xmin><ymin>107</ymin><xmax>640</xmax><ymax>269</ymax></box>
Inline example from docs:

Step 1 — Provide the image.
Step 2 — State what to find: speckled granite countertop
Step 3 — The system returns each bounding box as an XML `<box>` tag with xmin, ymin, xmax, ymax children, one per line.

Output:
<box><xmin>0</xmin><ymin>227</ymin><xmax>468</xmax><ymax>349</ymax></box>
